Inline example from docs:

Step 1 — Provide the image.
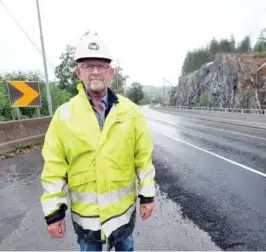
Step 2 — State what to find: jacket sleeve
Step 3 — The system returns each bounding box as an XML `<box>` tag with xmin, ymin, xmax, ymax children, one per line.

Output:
<box><xmin>134</xmin><ymin>110</ymin><xmax>156</xmax><ymax>204</ymax></box>
<box><xmin>40</xmin><ymin>109</ymin><xmax>69</xmax><ymax>225</ymax></box>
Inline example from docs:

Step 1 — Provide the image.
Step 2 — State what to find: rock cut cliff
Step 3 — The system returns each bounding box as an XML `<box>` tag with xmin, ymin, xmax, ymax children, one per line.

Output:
<box><xmin>169</xmin><ymin>53</ymin><xmax>266</xmax><ymax>109</ymax></box>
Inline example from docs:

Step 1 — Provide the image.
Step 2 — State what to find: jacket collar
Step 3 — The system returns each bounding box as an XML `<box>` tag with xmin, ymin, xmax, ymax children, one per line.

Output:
<box><xmin>86</xmin><ymin>88</ymin><xmax>108</xmax><ymax>108</ymax></box>
<box><xmin>106</xmin><ymin>87</ymin><xmax>119</xmax><ymax>106</ymax></box>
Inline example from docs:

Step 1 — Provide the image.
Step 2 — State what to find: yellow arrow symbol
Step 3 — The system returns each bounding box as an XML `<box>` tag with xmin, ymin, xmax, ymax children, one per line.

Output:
<box><xmin>9</xmin><ymin>81</ymin><xmax>39</xmax><ymax>107</ymax></box>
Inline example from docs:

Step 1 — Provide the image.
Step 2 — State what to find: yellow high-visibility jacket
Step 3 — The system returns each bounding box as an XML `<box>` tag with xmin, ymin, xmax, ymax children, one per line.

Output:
<box><xmin>40</xmin><ymin>83</ymin><xmax>155</xmax><ymax>249</ymax></box>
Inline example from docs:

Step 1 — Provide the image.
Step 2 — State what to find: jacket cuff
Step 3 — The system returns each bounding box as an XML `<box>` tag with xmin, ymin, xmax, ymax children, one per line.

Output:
<box><xmin>45</xmin><ymin>204</ymin><xmax>68</xmax><ymax>225</ymax></box>
<box><xmin>138</xmin><ymin>195</ymin><xmax>154</xmax><ymax>204</ymax></box>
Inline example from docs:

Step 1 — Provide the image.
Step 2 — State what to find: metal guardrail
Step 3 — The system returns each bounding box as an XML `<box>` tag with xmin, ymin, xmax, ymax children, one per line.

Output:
<box><xmin>158</xmin><ymin>105</ymin><xmax>266</xmax><ymax>115</ymax></box>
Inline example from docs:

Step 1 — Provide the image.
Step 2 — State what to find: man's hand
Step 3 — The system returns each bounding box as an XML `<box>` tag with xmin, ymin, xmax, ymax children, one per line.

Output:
<box><xmin>47</xmin><ymin>218</ymin><xmax>66</xmax><ymax>238</ymax></box>
<box><xmin>140</xmin><ymin>202</ymin><xmax>155</xmax><ymax>220</ymax></box>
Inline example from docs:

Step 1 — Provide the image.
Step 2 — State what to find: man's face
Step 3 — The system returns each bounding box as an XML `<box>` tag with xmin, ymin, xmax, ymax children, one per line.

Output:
<box><xmin>76</xmin><ymin>59</ymin><xmax>115</xmax><ymax>93</ymax></box>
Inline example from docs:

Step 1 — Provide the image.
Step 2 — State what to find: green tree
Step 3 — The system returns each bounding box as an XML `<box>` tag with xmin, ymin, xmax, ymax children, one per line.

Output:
<box><xmin>253</xmin><ymin>28</ymin><xmax>266</xmax><ymax>53</ymax></box>
<box><xmin>209</xmin><ymin>38</ymin><xmax>219</xmax><ymax>60</ymax></box>
<box><xmin>196</xmin><ymin>48</ymin><xmax>210</xmax><ymax>67</ymax></box>
<box><xmin>110</xmin><ymin>61</ymin><xmax>129</xmax><ymax>95</ymax></box>
<box><xmin>138</xmin><ymin>93</ymin><xmax>152</xmax><ymax>105</ymax></box>
<box><xmin>218</xmin><ymin>39</ymin><xmax>232</xmax><ymax>52</ymax></box>
<box><xmin>55</xmin><ymin>45</ymin><xmax>79</xmax><ymax>95</ymax></box>
<box><xmin>126</xmin><ymin>82</ymin><xmax>144</xmax><ymax>104</ymax></box>
<box><xmin>181</xmin><ymin>48</ymin><xmax>210</xmax><ymax>74</ymax></box>
<box><xmin>0</xmin><ymin>80</ymin><xmax>14</xmax><ymax>121</ymax></box>
<box><xmin>237</xmin><ymin>36</ymin><xmax>252</xmax><ymax>53</ymax></box>
<box><xmin>180</xmin><ymin>32</ymin><xmax>264</xmax><ymax>76</ymax></box>
<box><xmin>230</xmin><ymin>34</ymin><xmax>236</xmax><ymax>52</ymax></box>
<box><xmin>182</xmin><ymin>51</ymin><xmax>193</xmax><ymax>74</ymax></box>
<box><xmin>50</xmin><ymin>83</ymin><xmax>72</xmax><ymax>111</ymax></box>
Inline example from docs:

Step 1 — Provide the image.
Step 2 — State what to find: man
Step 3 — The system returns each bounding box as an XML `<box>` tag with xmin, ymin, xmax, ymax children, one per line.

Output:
<box><xmin>40</xmin><ymin>33</ymin><xmax>155</xmax><ymax>251</ymax></box>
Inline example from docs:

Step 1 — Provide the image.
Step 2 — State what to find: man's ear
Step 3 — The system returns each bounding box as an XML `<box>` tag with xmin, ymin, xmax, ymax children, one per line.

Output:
<box><xmin>76</xmin><ymin>68</ymin><xmax>81</xmax><ymax>79</ymax></box>
<box><xmin>109</xmin><ymin>67</ymin><xmax>115</xmax><ymax>79</ymax></box>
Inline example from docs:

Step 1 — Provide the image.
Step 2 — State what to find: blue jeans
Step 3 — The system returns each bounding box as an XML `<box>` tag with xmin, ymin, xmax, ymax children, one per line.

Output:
<box><xmin>77</xmin><ymin>235</ymin><xmax>134</xmax><ymax>251</ymax></box>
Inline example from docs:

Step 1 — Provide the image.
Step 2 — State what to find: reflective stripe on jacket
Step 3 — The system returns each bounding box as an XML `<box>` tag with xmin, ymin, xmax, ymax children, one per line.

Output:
<box><xmin>40</xmin><ymin>83</ymin><xmax>155</xmax><ymax>248</ymax></box>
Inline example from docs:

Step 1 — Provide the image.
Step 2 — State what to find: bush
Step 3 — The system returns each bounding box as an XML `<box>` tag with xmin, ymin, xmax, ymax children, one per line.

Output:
<box><xmin>199</xmin><ymin>93</ymin><xmax>212</xmax><ymax>107</ymax></box>
<box><xmin>253</xmin><ymin>51</ymin><xmax>266</xmax><ymax>58</ymax></box>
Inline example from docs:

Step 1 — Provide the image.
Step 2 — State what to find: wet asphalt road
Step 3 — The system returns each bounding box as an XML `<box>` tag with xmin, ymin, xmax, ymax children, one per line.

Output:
<box><xmin>0</xmin><ymin>106</ymin><xmax>266</xmax><ymax>251</ymax></box>
<box><xmin>144</xmin><ymin>107</ymin><xmax>266</xmax><ymax>251</ymax></box>
<box><xmin>0</xmin><ymin>152</ymin><xmax>219</xmax><ymax>251</ymax></box>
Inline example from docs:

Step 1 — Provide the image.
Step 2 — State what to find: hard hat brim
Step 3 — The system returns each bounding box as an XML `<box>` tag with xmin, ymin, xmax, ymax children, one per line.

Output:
<box><xmin>76</xmin><ymin>57</ymin><xmax>112</xmax><ymax>64</ymax></box>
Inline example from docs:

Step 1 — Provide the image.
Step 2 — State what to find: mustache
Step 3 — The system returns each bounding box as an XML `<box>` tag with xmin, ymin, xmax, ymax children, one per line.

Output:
<box><xmin>89</xmin><ymin>78</ymin><xmax>104</xmax><ymax>81</ymax></box>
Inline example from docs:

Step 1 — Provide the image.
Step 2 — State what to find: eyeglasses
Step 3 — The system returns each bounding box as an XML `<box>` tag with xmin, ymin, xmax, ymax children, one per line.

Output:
<box><xmin>79</xmin><ymin>63</ymin><xmax>110</xmax><ymax>73</ymax></box>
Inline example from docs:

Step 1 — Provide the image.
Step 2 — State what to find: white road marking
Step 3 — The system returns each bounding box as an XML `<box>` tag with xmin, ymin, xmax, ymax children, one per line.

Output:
<box><xmin>149</xmin><ymin>122</ymin><xmax>266</xmax><ymax>178</ymax></box>
<box><xmin>162</xmin><ymin>132</ymin><xmax>266</xmax><ymax>178</ymax></box>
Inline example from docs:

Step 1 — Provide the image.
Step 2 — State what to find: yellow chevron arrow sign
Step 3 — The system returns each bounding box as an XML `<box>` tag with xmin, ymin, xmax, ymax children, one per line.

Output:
<box><xmin>7</xmin><ymin>81</ymin><xmax>41</xmax><ymax>107</ymax></box>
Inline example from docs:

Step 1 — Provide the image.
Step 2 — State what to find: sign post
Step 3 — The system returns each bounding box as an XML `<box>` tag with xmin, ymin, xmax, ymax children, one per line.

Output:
<box><xmin>15</xmin><ymin>108</ymin><xmax>21</xmax><ymax>120</ymax></box>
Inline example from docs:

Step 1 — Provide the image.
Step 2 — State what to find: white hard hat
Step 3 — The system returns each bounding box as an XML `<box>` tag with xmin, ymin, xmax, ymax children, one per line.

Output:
<box><xmin>74</xmin><ymin>33</ymin><xmax>113</xmax><ymax>63</ymax></box>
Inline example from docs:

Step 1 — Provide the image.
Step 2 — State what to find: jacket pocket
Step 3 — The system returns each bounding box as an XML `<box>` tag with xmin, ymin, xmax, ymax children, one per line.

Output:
<box><xmin>68</xmin><ymin>170</ymin><xmax>96</xmax><ymax>188</ymax></box>
<box><xmin>108</xmin><ymin>169</ymin><xmax>135</xmax><ymax>182</ymax></box>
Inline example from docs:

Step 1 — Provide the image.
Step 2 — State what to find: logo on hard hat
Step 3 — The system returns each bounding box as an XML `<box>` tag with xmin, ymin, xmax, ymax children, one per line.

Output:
<box><xmin>88</xmin><ymin>43</ymin><xmax>99</xmax><ymax>50</ymax></box>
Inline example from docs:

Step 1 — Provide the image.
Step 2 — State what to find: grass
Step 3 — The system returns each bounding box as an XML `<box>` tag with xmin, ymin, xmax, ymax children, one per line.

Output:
<box><xmin>15</xmin><ymin>142</ymin><xmax>33</xmax><ymax>150</ymax></box>
<box><xmin>0</xmin><ymin>142</ymin><xmax>43</xmax><ymax>161</ymax></box>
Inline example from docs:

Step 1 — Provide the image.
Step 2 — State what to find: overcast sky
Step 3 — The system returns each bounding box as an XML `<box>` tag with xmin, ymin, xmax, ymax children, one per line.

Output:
<box><xmin>0</xmin><ymin>0</ymin><xmax>266</xmax><ymax>87</ymax></box>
